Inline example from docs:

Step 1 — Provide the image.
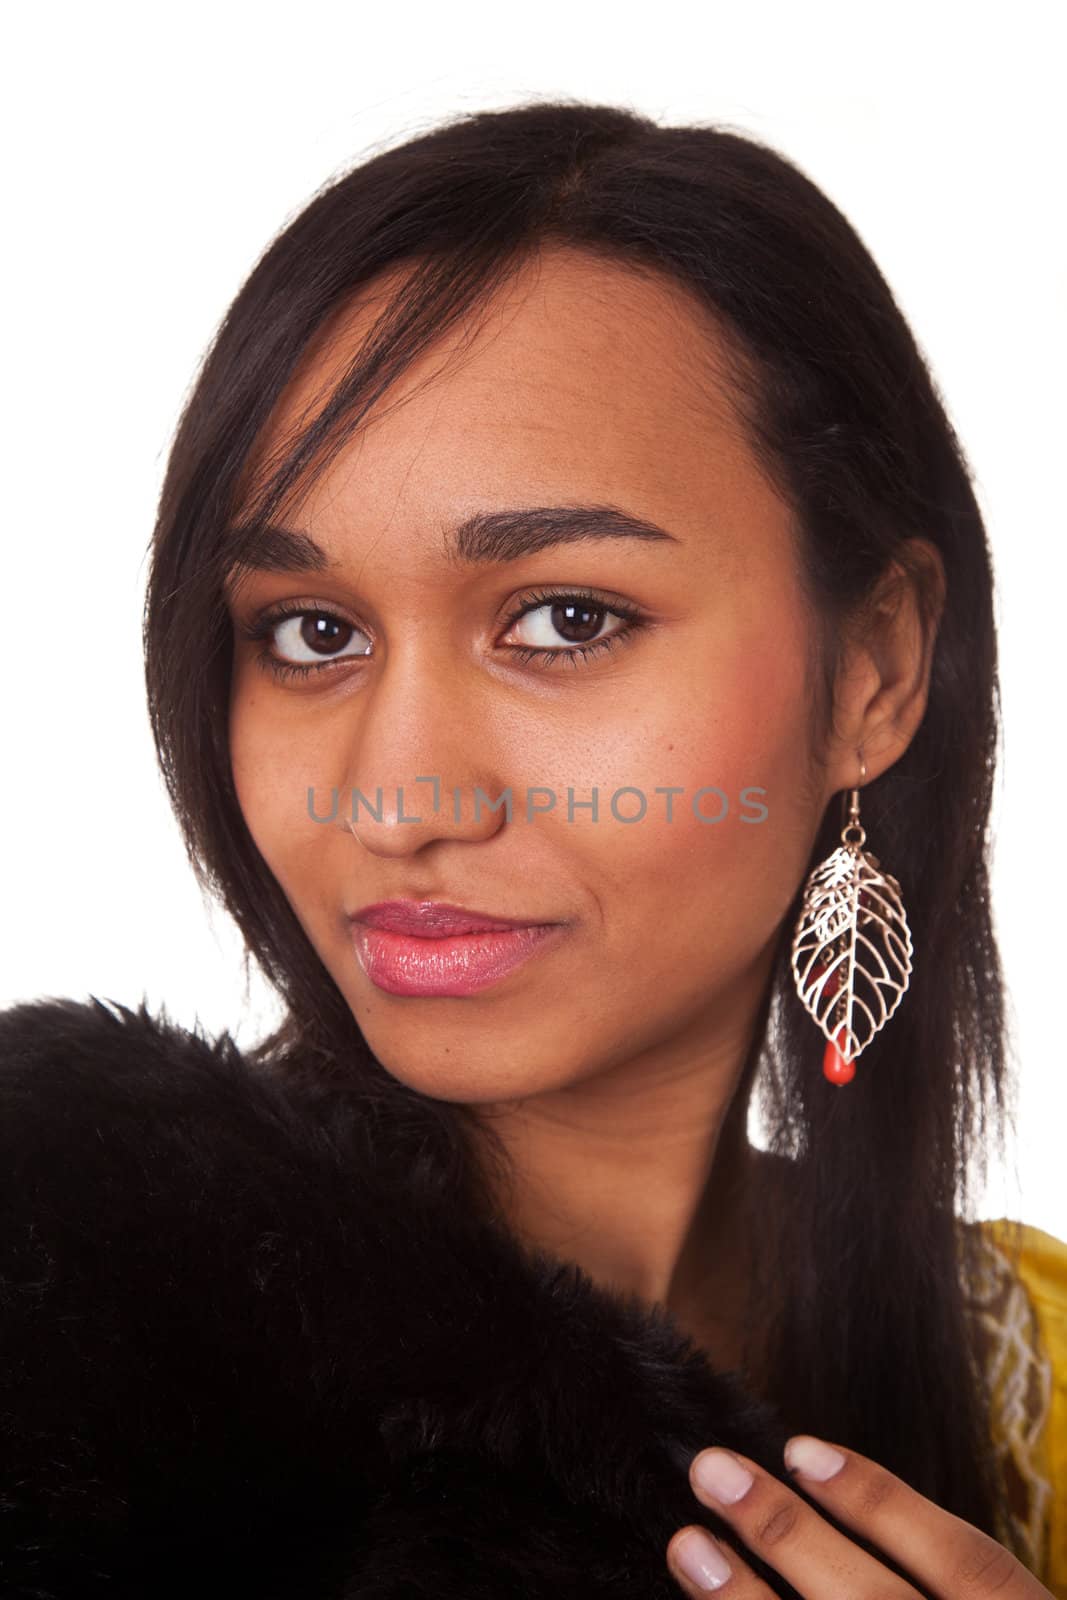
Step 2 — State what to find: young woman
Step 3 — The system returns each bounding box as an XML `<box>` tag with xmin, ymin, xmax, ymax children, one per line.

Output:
<box><xmin>1</xmin><ymin>99</ymin><xmax>1064</xmax><ymax>1598</ymax></box>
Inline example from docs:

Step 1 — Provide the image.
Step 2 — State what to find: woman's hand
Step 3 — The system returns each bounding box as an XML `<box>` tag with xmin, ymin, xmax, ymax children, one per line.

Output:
<box><xmin>666</xmin><ymin>1435</ymin><xmax>1053</xmax><ymax>1598</ymax></box>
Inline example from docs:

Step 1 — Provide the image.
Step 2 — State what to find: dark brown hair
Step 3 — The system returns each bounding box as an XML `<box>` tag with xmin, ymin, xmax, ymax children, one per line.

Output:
<box><xmin>143</xmin><ymin>99</ymin><xmax>1023</xmax><ymax>1559</ymax></box>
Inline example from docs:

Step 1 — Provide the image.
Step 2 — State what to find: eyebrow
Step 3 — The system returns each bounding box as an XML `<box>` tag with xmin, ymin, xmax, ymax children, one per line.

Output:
<box><xmin>225</xmin><ymin>503</ymin><xmax>680</xmax><ymax>579</ymax></box>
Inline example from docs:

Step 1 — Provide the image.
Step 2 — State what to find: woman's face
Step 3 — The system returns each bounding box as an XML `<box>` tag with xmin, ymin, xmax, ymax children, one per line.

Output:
<box><xmin>227</xmin><ymin>245</ymin><xmax>844</xmax><ymax>1104</ymax></box>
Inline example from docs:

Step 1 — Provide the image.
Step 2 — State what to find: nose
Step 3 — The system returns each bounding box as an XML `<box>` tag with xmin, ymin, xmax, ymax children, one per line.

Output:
<box><xmin>336</xmin><ymin>640</ymin><xmax>510</xmax><ymax>859</ymax></box>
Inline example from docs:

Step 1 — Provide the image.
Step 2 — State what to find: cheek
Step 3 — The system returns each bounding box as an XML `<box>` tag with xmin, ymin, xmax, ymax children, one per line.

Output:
<box><xmin>229</xmin><ymin>684</ymin><xmax>283</xmax><ymax>859</ymax></box>
<box><xmin>555</xmin><ymin>631</ymin><xmax>819</xmax><ymax>981</ymax></box>
<box><xmin>228</xmin><ymin>679</ymin><xmax>339</xmax><ymax>899</ymax></box>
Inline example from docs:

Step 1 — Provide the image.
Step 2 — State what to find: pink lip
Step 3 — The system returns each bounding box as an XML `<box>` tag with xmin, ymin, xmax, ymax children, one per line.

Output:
<box><xmin>351</xmin><ymin>900</ymin><xmax>546</xmax><ymax>935</ymax></box>
<box><xmin>347</xmin><ymin>902</ymin><xmax>568</xmax><ymax>996</ymax></box>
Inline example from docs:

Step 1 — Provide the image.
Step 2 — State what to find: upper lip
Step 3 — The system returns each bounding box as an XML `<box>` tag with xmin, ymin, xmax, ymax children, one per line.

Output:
<box><xmin>349</xmin><ymin>900</ymin><xmax>555</xmax><ymax>935</ymax></box>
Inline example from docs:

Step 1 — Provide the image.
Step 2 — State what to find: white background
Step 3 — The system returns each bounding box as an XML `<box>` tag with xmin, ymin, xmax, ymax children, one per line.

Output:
<box><xmin>2</xmin><ymin>2</ymin><xmax>1063</xmax><ymax>1237</ymax></box>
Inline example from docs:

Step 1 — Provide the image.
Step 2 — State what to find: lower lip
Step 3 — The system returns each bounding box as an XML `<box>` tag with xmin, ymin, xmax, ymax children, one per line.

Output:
<box><xmin>349</xmin><ymin>921</ymin><xmax>567</xmax><ymax>996</ymax></box>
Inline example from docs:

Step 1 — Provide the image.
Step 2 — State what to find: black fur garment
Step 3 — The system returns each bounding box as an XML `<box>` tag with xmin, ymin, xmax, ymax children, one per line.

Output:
<box><xmin>0</xmin><ymin>995</ymin><xmax>876</xmax><ymax>1598</ymax></box>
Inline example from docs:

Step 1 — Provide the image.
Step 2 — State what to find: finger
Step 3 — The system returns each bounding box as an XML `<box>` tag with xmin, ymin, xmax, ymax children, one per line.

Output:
<box><xmin>780</xmin><ymin>1435</ymin><xmax>1048</xmax><ymax>1598</ymax></box>
<box><xmin>666</xmin><ymin>1522</ymin><xmax>769</xmax><ymax>1595</ymax></box>
<box><xmin>687</xmin><ymin>1445</ymin><xmax>922</xmax><ymax>1598</ymax></box>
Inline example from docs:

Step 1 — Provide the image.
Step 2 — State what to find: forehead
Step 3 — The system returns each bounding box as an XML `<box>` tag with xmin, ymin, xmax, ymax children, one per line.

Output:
<box><xmin>238</xmin><ymin>244</ymin><xmax>780</xmax><ymax>568</ymax></box>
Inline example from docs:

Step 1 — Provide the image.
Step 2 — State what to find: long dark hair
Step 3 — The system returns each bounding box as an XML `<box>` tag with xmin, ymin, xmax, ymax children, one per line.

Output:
<box><xmin>143</xmin><ymin>99</ymin><xmax>1022</xmax><ymax>1556</ymax></box>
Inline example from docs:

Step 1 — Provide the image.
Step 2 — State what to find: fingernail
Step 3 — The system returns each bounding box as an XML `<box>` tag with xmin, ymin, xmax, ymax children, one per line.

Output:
<box><xmin>692</xmin><ymin>1449</ymin><xmax>754</xmax><ymax>1504</ymax></box>
<box><xmin>784</xmin><ymin>1435</ymin><xmax>846</xmax><ymax>1481</ymax></box>
<box><xmin>674</xmin><ymin>1528</ymin><xmax>733</xmax><ymax>1590</ymax></box>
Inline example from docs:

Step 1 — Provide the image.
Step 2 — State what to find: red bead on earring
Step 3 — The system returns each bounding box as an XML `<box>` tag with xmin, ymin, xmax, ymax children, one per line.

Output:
<box><xmin>808</xmin><ymin>962</ymin><xmax>856</xmax><ymax>1083</ymax></box>
<box><xmin>822</xmin><ymin>1029</ymin><xmax>856</xmax><ymax>1086</ymax></box>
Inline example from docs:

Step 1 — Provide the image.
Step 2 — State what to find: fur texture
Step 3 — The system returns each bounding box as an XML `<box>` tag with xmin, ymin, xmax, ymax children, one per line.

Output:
<box><xmin>0</xmin><ymin>996</ymin><xmax>836</xmax><ymax>1597</ymax></box>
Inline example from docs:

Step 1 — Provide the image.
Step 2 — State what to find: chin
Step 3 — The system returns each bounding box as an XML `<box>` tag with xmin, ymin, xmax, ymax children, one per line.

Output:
<box><xmin>366</xmin><ymin>1038</ymin><xmax>571</xmax><ymax>1105</ymax></box>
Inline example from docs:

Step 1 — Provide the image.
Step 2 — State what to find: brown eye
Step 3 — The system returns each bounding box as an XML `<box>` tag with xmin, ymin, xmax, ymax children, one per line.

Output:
<box><xmin>505</xmin><ymin>598</ymin><xmax>623</xmax><ymax>650</ymax></box>
<box><xmin>270</xmin><ymin>611</ymin><xmax>371</xmax><ymax>664</ymax></box>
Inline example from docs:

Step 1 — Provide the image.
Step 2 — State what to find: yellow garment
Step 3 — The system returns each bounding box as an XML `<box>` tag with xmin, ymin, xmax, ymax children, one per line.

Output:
<box><xmin>969</xmin><ymin>1218</ymin><xmax>1067</xmax><ymax>1595</ymax></box>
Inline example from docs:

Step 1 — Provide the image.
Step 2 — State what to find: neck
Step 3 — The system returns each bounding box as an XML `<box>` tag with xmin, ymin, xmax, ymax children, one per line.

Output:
<box><xmin>468</xmin><ymin>963</ymin><xmax>777</xmax><ymax>1373</ymax></box>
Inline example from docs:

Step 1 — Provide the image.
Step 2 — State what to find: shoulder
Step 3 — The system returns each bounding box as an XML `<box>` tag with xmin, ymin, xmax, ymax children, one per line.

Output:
<box><xmin>0</xmin><ymin>990</ymin><xmax>254</xmax><ymax>1107</ymax></box>
<box><xmin>967</xmin><ymin>1217</ymin><xmax>1067</xmax><ymax>1595</ymax></box>
<box><xmin>0</xmin><ymin>996</ymin><xmax>445</xmax><ymax>1589</ymax></box>
<box><xmin>0</xmin><ymin>992</ymin><xmax>324</xmax><ymax>1193</ymax></box>
<box><xmin>0</xmin><ymin>991</ymin><xmax>410</xmax><ymax>1322</ymax></box>
<box><xmin>0</xmin><ymin>990</ymin><xmax>512</xmax><ymax>1330</ymax></box>
<box><xmin>979</xmin><ymin>1218</ymin><xmax>1067</xmax><ymax>1313</ymax></box>
<box><xmin>0</xmin><ymin>990</ymin><xmax>384</xmax><ymax>1160</ymax></box>
<box><xmin>0</xmin><ymin>989</ymin><xmax>288</xmax><ymax>1078</ymax></box>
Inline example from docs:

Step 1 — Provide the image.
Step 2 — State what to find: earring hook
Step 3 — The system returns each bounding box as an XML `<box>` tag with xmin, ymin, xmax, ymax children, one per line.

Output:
<box><xmin>841</xmin><ymin>746</ymin><xmax>866</xmax><ymax>841</ymax></box>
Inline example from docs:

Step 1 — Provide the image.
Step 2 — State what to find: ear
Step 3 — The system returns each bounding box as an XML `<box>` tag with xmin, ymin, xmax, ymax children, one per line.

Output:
<box><xmin>823</xmin><ymin>537</ymin><xmax>946</xmax><ymax>797</ymax></box>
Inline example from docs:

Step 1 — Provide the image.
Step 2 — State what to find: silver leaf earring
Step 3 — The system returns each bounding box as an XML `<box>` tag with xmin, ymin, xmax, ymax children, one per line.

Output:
<box><xmin>790</xmin><ymin>751</ymin><xmax>913</xmax><ymax>1086</ymax></box>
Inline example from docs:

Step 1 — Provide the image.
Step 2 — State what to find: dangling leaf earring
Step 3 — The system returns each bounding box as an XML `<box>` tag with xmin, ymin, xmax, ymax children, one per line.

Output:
<box><xmin>790</xmin><ymin>751</ymin><xmax>913</xmax><ymax>1086</ymax></box>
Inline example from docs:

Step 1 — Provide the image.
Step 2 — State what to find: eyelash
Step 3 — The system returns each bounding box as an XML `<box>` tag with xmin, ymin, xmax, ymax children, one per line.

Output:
<box><xmin>236</xmin><ymin>588</ymin><xmax>649</xmax><ymax>682</ymax></box>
